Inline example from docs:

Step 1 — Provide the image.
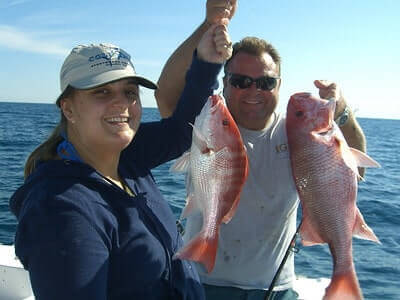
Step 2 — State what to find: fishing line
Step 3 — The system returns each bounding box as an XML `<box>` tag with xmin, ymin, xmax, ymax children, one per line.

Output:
<box><xmin>264</xmin><ymin>222</ymin><xmax>301</xmax><ymax>300</ymax></box>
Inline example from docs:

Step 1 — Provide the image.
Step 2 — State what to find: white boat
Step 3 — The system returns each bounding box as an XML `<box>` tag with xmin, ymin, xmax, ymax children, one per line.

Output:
<box><xmin>0</xmin><ymin>244</ymin><xmax>34</xmax><ymax>300</ymax></box>
<box><xmin>0</xmin><ymin>244</ymin><xmax>329</xmax><ymax>300</ymax></box>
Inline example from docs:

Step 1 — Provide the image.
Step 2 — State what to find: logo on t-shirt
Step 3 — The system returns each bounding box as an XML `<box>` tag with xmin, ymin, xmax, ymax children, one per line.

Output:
<box><xmin>275</xmin><ymin>143</ymin><xmax>289</xmax><ymax>158</ymax></box>
<box><xmin>276</xmin><ymin>143</ymin><xmax>288</xmax><ymax>153</ymax></box>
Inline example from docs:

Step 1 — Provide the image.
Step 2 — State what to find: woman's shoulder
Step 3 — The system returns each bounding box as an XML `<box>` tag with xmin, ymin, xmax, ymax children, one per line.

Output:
<box><xmin>14</xmin><ymin>160</ymin><xmax>109</xmax><ymax>217</ymax></box>
<box><xmin>14</xmin><ymin>161</ymin><xmax>117</xmax><ymax>247</ymax></box>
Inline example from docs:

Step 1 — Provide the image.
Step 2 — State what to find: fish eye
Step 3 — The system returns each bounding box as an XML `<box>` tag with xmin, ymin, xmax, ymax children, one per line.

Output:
<box><xmin>222</xmin><ymin>119</ymin><xmax>230</xmax><ymax>126</ymax></box>
<box><xmin>295</xmin><ymin>111</ymin><xmax>304</xmax><ymax>117</ymax></box>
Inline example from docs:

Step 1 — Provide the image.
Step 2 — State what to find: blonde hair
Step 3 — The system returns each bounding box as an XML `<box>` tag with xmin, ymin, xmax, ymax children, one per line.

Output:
<box><xmin>24</xmin><ymin>86</ymin><xmax>74</xmax><ymax>178</ymax></box>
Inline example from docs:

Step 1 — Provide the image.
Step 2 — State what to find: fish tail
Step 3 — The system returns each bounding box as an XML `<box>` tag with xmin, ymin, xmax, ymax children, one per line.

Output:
<box><xmin>323</xmin><ymin>268</ymin><xmax>363</xmax><ymax>300</ymax></box>
<box><xmin>174</xmin><ymin>231</ymin><xmax>219</xmax><ymax>273</ymax></box>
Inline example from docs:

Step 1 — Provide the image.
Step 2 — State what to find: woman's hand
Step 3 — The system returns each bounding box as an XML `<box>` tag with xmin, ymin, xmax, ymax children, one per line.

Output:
<box><xmin>197</xmin><ymin>22</ymin><xmax>232</xmax><ymax>64</ymax></box>
<box><xmin>206</xmin><ymin>0</ymin><xmax>237</xmax><ymax>24</ymax></box>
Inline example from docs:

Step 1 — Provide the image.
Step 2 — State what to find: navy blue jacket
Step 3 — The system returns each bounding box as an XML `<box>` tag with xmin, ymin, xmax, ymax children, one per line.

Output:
<box><xmin>10</xmin><ymin>53</ymin><xmax>221</xmax><ymax>300</ymax></box>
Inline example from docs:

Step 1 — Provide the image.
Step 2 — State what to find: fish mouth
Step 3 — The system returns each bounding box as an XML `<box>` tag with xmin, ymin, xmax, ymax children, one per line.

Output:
<box><xmin>317</xmin><ymin>125</ymin><xmax>333</xmax><ymax>135</ymax></box>
<box><xmin>326</xmin><ymin>98</ymin><xmax>336</xmax><ymax>129</ymax></box>
<box><xmin>317</xmin><ymin>98</ymin><xmax>336</xmax><ymax>132</ymax></box>
<box><xmin>209</xmin><ymin>95</ymin><xmax>225</xmax><ymax>114</ymax></box>
<box><xmin>315</xmin><ymin>111</ymin><xmax>335</xmax><ymax>135</ymax></box>
<box><xmin>210</xmin><ymin>96</ymin><xmax>219</xmax><ymax>107</ymax></box>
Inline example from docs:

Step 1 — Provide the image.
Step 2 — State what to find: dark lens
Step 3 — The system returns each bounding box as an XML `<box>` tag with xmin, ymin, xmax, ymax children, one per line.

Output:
<box><xmin>229</xmin><ymin>74</ymin><xmax>253</xmax><ymax>89</ymax></box>
<box><xmin>242</xmin><ymin>76</ymin><xmax>253</xmax><ymax>89</ymax></box>
<box><xmin>256</xmin><ymin>77</ymin><xmax>277</xmax><ymax>91</ymax></box>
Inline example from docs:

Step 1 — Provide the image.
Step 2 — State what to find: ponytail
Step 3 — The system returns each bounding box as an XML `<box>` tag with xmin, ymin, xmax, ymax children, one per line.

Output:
<box><xmin>24</xmin><ymin>115</ymin><xmax>66</xmax><ymax>178</ymax></box>
<box><xmin>24</xmin><ymin>86</ymin><xmax>75</xmax><ymax>178</ymax></box>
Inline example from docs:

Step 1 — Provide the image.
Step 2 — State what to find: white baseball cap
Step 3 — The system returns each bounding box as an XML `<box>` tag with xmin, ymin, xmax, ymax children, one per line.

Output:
<box><xmin>57</xmin><ymin>43</ymin><xmax>157</xmax><ymax>101</ymax></box>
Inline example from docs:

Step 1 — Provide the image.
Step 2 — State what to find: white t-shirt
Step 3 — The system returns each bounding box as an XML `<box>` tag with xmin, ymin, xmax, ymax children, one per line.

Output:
<box><xmin>183</xmin><ymin>113</ymin><xmax>299</xmax><ymax>291</ymax></box>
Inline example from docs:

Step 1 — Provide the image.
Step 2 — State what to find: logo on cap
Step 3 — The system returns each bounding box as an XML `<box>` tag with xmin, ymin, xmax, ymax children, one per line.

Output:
<box><xmin>88</xmin><ymin>47</ymin><xmax>129</xmax><ymax>63</ymax></box>
<box><xmin>88</xmin><ymin>47</ymin><xmax>131</xmax><ymax>69</ymax></box>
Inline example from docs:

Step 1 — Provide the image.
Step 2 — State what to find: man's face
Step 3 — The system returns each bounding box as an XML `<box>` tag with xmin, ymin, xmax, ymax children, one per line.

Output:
<box><xmin>223</xmin><ymin>52</ymin><xmax>281</xmax><ymax>130</ymax></box>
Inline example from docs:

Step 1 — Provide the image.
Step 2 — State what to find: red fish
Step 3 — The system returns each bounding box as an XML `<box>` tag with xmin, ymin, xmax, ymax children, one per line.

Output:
<box><xmin>286</xmin><ymin>92</ymin><xmax>380</xmax><ymax>300</ymax></box>
<box><xmin>171</xmin><ymin>94</ymin><xmax>248</xmax><ymax>273</ymax></box>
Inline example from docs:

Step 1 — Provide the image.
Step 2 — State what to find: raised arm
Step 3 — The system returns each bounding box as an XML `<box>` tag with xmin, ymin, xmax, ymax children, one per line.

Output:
<box><xmin>129</xmin><ymin>21</ymin><xmax>233</xmax><ymax>169</ymax></box>
<box><xmin>155</xmin><ymin>0</ymin><xmax>237</xmax><ymax>118</ymax></box>
<box><xmin>314</xmin><ymin>80</ymin><xmax>367</xmax><ymax>177</ymax></box>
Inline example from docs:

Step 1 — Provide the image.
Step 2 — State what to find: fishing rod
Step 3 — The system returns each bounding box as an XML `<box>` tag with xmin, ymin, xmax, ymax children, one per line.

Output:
<box><xmin>264</xmin><ymin>223</ymin><xmax>301</xmax><ymax>300</ymax></box>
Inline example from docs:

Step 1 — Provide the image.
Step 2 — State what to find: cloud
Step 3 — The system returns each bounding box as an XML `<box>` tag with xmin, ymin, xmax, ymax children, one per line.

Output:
<box><xmin>10</xmin><ymin>0</ymin><xmax>31</xmax><ymax>4</ymax></box>
<box><xmin>0</xmin><ymin>25</ymin><xmax>69</xmax><ymax>56</ymax></box>
<box><xmin>1</xmin><ymin>0</ymin><xmax>33</xmax><ymax>8</ymax></box>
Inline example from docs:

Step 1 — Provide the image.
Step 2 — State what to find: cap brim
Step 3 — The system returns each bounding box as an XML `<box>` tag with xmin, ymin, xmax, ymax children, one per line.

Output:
<box><xmin>133</xmin><ymin>76</ymin><xmax>158</xmax><ymax>90</ymax></box>
<box><xmin>56</xmin><ymin>70</ymin><xmax>157</xmax><ymax>106</ymax></box>
<box><xmin>69</xmin><ymin>69</ymin><xmax>157</xmax><ymax>91</ymax></box>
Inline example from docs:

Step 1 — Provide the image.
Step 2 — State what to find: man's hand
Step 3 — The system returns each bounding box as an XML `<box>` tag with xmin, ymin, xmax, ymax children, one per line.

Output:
<box><xmin>314</xmin><ymin>79</ymin><xmax>367</xmax><ymax>177</ymax></box>
<box><xmin>206</xmin><ymin>0</ymin><xmax>237</xmax><ymax>24</ymax></box>
<box><xmin>314</xmin><ymin>79</ymin><xmax>346</xmax><ymax>119</ymax></box>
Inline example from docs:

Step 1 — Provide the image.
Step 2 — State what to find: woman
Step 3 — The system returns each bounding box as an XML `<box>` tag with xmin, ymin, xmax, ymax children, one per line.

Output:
<box><xmin>9</xmin><ymin>23</ymin><xmax>232</xmax><ymax>299</ymax></box>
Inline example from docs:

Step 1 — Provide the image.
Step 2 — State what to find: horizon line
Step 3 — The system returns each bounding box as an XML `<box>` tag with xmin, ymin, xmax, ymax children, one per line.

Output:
<box><xmin>0</xmin><ymin>100</ymin><xmax>398</xmax><ymax>121</ymax></box>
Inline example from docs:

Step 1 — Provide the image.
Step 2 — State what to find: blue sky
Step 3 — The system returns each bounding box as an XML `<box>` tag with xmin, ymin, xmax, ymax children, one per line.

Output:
<box><xmin>0</xmin><ymin>0</ymin><xmax>399</xmax><ymax>119</ymax></box>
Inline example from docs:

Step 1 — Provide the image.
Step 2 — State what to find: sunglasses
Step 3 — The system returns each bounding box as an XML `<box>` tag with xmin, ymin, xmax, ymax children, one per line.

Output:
<box><xmin>227</xmin><ymin>73</ymin><xmax>279</xmax><ymax>91</ymax></box>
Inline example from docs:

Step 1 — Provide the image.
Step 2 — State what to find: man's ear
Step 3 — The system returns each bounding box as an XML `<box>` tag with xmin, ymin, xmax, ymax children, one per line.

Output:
<box><xmin>59</xmin><ymin>98</ymin><xmax>75</xmax><ymax>124</ymax></box>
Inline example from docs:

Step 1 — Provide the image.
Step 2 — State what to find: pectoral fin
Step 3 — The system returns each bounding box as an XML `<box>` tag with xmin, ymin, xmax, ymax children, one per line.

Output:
<box><xmin>349</xmin><ymin>147</ymin><xmax>381</xmax><ymax>168</ymax></box>
<box><xmin>170</xmin><ymin>151</ymin><xmax>191</xmax><ymax>173</ymax></box>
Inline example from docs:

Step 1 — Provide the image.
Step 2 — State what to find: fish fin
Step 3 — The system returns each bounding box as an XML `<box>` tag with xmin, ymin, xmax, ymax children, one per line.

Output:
<box><xmin>173</xmin><ymin>230</ymin><xmax>218</xmax><ymax>273</ymax></box>
<box><xmin>180</xmin><ymin>173</ymin><xmax>202</xmax><ymax>219</ymax></box>
<box><xmin>170</xmin><ymin>151</ymin><xmax>191</xmax><ymax>173</ymax></box>
<box><xmin>336</xmin><ymin>138</ymin><xmax>369</xmax><ymax>181</ymax></box>
<box><xmin>191</xmin><ymin>123</ymin><xmax>210</xmax><ymax>153</ymax></box>
<box><xmin>222</xmin><ymin>194</ymin><xmax>241</xmax><ymax>224</ymax></box>
<box><xmin>300</xmin><ymin>216</ymin><xmax>325</xmax><ymax>246</ymax></box>
<box><xmin>324</xmin><ymin>267</ymin><xmax>363</xmax><ymax>300</ymax></box>
<box><xmin>349</xmin><ymin>147</ymin><xmax>381</xmax><ymax>168</ymax></box>
<box><xmin>180</xmin><ymin>194</ymin><xmax>201</xmax><ymax>219</ymax></box>
<box><xmin>353</xmin><ymin>208</ymin><xmax>381</xmax><ymax>244</ymax></box>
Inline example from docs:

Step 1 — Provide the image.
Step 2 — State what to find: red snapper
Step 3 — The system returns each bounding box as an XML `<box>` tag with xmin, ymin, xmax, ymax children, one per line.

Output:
<box><xmin>286</xmin><ymin>92</ymin><xmax>380</xmax><ymax>300</ymax></box>
<box><xmin>171</xmin><ymin>94</ymin><xmax>249</xmax><ymax>273</ymax></box>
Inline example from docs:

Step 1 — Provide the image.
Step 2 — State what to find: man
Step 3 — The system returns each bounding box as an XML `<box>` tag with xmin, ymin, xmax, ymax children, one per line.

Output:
<box><xmin>155</xmin><ymin>1</ymin><xmax>366</xmax><ymax>299</ymax></box>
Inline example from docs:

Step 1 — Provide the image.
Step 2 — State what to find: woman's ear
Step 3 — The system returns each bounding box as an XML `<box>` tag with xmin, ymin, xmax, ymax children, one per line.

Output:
<box><xmin>59</xmin><ymin>98</ymin><xmax>75</xmax><ymax>124</ymax></box>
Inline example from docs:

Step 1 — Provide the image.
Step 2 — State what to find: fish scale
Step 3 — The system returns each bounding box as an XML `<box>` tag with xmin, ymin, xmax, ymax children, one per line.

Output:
<box><xmin>286</xmin><ymin>92</ymin><xmax>380</xmax><ymax>300</ymax></box>
<box><xmin>171</xmin><ymin>94</ymin><xmax>249</xmax><ymax>273</ymax></box>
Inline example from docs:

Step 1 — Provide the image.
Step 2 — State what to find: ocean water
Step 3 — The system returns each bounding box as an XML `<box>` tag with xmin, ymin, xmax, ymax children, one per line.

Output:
<box><xmin>0</xmin><ymin>102</ymin><xmax>399</xmax><ymax>299</ymax></box>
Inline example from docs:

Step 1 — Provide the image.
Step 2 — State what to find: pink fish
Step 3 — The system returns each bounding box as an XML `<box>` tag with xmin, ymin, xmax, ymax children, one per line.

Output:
<box><xmin>171</xmin><ymin>94</ymin><xmax>249</xmax><ymax>273</ymax></box>
<box><xmin>286</xmin><ymin>92</ymin><xmax>380</xmax><ymax>300</ymax></box>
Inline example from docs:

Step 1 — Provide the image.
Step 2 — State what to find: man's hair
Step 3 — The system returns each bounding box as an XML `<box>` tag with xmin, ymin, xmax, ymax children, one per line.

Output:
<box><xmin>224</xmin><ymin>36</ymin><xmax>281</xmax><ymax>75</ymax></box>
